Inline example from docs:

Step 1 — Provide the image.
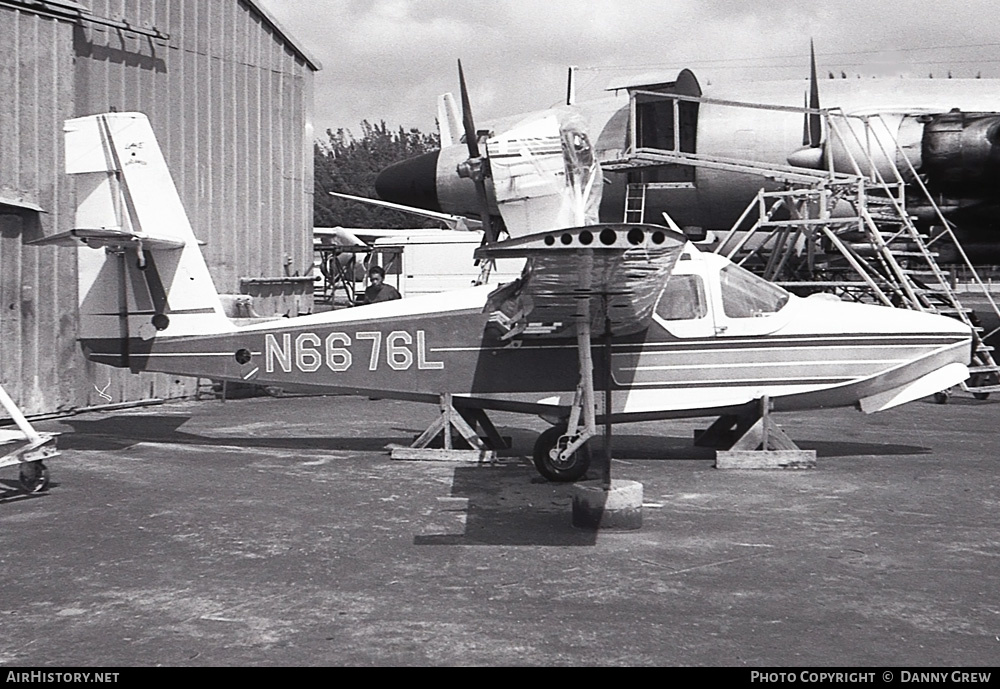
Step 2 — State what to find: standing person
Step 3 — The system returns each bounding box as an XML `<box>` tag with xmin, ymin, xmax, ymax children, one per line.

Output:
<box><xmin>362</xmin><ymin>265</ymin><xmax>401</xmax><ymax>304</ymax></box>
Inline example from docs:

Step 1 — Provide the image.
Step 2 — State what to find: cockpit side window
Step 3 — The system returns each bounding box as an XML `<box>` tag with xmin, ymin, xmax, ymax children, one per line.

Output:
<box><xmin>656</xmin><ymin>274</ymin><xmax>708</xmax><ymax>320</ymax></box>
<box><xmin>719</xmin><ymin>263</ymin><xmax>789</xmax><ymax>318</ymax></box>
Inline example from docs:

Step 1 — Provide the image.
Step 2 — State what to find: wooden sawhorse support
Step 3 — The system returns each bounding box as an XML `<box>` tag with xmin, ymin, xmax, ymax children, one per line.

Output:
<box><xmin>705</xmin><ymin>396</ymin><xmax>816</xmax><ymax>469</ymax></box>
<box><xmin>388</xmin><ymin>394</ymin><xmax>497</xmax><ymax>463</ymax></box>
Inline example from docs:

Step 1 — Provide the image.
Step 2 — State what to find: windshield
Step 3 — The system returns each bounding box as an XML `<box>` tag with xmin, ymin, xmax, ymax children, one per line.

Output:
<box><xmin>719</xmin><ymin>263</ymin><xmax>789</xmax><ymax>318</ymax></box>
<box><xmin>656</xmin><ymin>275</ymin><xmax>708</xmax><ymax>320</ymax></box>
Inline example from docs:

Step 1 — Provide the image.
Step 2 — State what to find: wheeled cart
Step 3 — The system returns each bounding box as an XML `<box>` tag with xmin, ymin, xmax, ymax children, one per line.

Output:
<box><xmin>0</xmin><ymin>384</ymin><xmax>57</xmax><ymax>493</ymax></box>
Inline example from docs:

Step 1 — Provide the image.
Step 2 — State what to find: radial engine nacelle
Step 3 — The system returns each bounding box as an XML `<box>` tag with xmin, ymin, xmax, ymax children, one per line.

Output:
<box><xmin>791</xmin><ymin>110</ymin><xmax>1000</xmax><ymax>196</ymax></box>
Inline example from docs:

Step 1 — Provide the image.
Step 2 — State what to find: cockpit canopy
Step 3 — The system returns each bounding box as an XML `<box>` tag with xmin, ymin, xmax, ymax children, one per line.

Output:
<box><xmin>717</xmin><ymin>263</ymin><xmax>789</xmax><ymax>318</ymax></box>
<box><xmin>655</xmin><ymin>249</ymin><xmax>792</xmax><ymax>337</ymax></box>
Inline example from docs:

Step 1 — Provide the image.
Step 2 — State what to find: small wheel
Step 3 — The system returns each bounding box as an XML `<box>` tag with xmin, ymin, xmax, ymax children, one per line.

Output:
<box><xmin>19</xmin><ymin>461</ymin><xmax>50</xmax><ymax>493</ymax></box>
<box><xmin>970</xmin><ymin>373</ymin><xmax>992</xmax><ymax>400</ymax></box>
<box><xmin>933</xmin><ymin>391</ymin><xmax>950</xmax><ymax>405</ymax></box>
<box><xmin>532</xmin><ymin>425</ymin><xmax>591</xmax><ymax>482</ymax></box>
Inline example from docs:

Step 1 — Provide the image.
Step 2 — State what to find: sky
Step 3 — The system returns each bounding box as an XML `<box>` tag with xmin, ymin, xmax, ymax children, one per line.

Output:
<box><xmin>259</xmin><ymin>0</ymin><xmax>1000</xmax><ymax>140</ymax></box>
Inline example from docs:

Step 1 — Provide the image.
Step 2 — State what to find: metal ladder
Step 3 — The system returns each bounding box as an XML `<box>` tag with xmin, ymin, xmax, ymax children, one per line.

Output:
<box><xmin>623</xmin><ymin>183</ymin><xmax>647</xmax><ymax>223</ymax></box>
<box><xmin>818</xmin><ymin>114</ymin><xmax>1000</xmax><ymax>398</ymax></box>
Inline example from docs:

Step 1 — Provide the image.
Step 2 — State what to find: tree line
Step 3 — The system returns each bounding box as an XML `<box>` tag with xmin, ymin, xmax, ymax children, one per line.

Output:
<box><xmin>314</xmin><ymin>121</ymin><xmax>440</xmax><ymax>229</ymax></box>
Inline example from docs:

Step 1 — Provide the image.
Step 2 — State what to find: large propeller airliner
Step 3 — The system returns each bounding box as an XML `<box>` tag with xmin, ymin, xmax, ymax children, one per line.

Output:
<box><xmin>376</xmin><ymin>48</ymin><xmax>1000</xmax><ymax>261</ymax></box>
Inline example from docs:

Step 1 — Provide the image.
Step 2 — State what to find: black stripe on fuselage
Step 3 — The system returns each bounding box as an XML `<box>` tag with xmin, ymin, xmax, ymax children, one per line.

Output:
<box><xmin>85</xmin><ymin>307</ymin><xmax>219</xmax><ymax>317</ymax></box>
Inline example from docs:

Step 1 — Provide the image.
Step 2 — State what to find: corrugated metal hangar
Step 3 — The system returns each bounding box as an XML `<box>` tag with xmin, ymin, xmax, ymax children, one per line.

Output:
<box><xmin>0</xmin><ymin>0</ymin><xmax>319</xmax><ymax>415</ymax></box>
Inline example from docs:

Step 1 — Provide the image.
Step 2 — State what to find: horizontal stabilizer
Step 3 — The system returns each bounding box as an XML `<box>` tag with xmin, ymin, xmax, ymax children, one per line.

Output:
<box><xmin>29</xmin><ymin>228</ymin><xmax>186</xmax><ymax>251</ymax></box>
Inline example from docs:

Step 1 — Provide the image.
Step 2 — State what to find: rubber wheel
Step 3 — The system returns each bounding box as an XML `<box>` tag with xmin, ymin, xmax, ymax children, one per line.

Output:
<box><xmin>532</xmin><ymin>425</ymin><xmax>591</xmax><ymax>482</ymax></box>
<box><xmin>933</xmin><ymin>391</ymin><xmax>950</xmax><ymax>405</ymax></box>
<box><xmin>970</xmin><ymin>373</ymin><xmax>992</xmax><ymax>400</ymax></box>
<box><xmin>19</xmin><ymin>462</ymin><xmax>50</xmax><ymax>493</ymax></box>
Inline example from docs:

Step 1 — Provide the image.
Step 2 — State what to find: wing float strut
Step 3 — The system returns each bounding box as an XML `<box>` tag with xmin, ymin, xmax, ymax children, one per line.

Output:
<box><xmin>478</xmin><ymin>223</ymin><xmax>687</xmax><ymax>484</ymax></box>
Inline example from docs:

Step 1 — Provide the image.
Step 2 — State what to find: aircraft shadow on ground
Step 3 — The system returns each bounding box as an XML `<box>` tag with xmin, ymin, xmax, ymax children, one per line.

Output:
<box><xmin>0</xmin><ymin>477</ymin><xmax>55</xmax><ymax>504</ymax></box>
<box><xmin>608</xmin><ymin>433</ymin><xmax>931</xmax><ymax>460</ymax></box>
<box><xmin>54</xmin><ymin>415</ymin><xmax>415</xmax><ymax>453</ymax></box>
<box><xmin>499</xmin><ymin>427</ymin><xmax>931</xmax><ymax>462</ymax></box>
<box><xmin>53</xmin><ymin>416</ymin><xmax>931</xmax><ymax>462</ymax></box>
<box><xmin>413</xmin><ymin>463</ymin><xmax>600</xmax><ymax>547</ymax></box>
<box><xmin>412</xmin><ymin>426</ymin><xmax>931</xmax><ymax>547</ymax></box>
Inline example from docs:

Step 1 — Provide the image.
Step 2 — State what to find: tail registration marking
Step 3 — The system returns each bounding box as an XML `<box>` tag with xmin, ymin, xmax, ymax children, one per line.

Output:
<box><xmin>265</xmin><ymin>330</ymin><xmax>444</xmax><ymax>374</ymax></box>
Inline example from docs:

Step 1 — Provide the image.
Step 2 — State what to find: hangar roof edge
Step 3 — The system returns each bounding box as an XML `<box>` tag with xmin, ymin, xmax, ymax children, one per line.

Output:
<box><xmin>3</xmin><ymin>0</ymin><xmax>321</xmax><ymax>72</ymax></box>
<box><xmin>0</xmin><ymin>0</ymin><xmax>88</xmax><ymax>15</ymax></box>
<box><xmin>244</xmin><ymin>0</ymin><xmax>322</xmax><ymax>72</ymax></box>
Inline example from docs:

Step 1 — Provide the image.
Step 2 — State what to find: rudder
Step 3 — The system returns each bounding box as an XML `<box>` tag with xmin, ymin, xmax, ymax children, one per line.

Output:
<box><xmin>33</xmin><ymin>113</ymin><xmax>234</xmax><ymax>368</ymax></box>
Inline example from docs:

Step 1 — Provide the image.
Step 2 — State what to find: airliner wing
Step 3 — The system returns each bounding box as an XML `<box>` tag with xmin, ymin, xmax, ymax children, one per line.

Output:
<box><xmin>476</xmin><ymin>224</ymin><xmax>687</xmax><ymax>338</ymax></box>
<box><xmin>329</xmin><ymin>191</ymin><xmax>482</xmax><ymax>231</ymax></box>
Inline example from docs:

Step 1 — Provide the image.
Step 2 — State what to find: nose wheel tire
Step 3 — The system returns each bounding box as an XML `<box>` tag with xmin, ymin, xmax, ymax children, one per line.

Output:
<box><xmin>532</xmin><ymin>425</ymin><xmax>591</xmax><ymax>482</ymax></box>
<box><xmin>19</xmin><ymin>461</ymin><xmax>50</xmax><ymax>493</ymax></box>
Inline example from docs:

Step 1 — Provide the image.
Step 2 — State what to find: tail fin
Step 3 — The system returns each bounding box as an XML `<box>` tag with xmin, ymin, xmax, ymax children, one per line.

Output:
<box><xmin>32</xmin><ymin>113</ymin><xmax>232</xmax><ymax>367</ymax></box>
<box><xmin>436</xmin><ymin>93</ymin><xmax>461</xmax><ymax>148</ymax></box>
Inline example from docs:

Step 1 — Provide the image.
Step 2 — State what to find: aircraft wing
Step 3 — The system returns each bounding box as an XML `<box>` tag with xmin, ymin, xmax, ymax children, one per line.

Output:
<box><xmin>330</xmin><ymin>191</ymin><xmax>482</xmax><ymax>231</ymax></box>
<box><xmin>29</xmin><ymin>228</ymin><xmax>186</xmax><ymax>250</ymax></box>
<box><xmin>476</xmin><ymin>224</ymin><xmax>687</xmax><ymax>338</ymax></box>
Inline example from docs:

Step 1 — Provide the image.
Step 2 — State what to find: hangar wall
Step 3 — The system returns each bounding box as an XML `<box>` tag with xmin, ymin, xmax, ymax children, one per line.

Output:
<box><xmin>0</xmin><ymin>0</ymin><xmax>318</xmax><ymax>415</ymax></box>
<box><xmin>0</xmin><ymin>5</ymin><xmax>81</xmax><ymax>415</ymax></box>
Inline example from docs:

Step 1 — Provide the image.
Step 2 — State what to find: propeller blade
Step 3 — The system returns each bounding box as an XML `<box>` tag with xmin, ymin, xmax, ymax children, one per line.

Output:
<box><xmin>455</xmin><ymin>59</ymin><xmax>495</xmax><ymax>244</ymax></box>
<box><xmin>801</xmin><ymin>91</ymin><xmax>810</xmax><ymax>147</ymax></box>
<box><xmin>458</xmin><ymin>59</ymin><xmax>480</xmax><ymax>159</ymax></box>
<box><xmin>808</xmin><ymin>39</ymin><xmax>822</xmax><ymax>148</ymax></box>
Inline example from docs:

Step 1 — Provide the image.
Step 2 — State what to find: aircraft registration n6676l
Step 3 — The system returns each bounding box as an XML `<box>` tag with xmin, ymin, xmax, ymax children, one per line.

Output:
<box><xmin>33</xmin><ymin>112</ymin><xmax>972</xmax><ymax>482</ymax></box>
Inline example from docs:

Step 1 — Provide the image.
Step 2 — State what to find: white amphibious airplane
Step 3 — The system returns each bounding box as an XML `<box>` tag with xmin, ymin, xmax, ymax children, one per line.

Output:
<box><xmin>32</xmin><ymin>111</ymin><xmax>972</xmax><ymax>482</ymax></box>
<box><xmin>375</xmin><ymin>50</ymin><xmax>1000</xmax><ymax>260</ymax></box>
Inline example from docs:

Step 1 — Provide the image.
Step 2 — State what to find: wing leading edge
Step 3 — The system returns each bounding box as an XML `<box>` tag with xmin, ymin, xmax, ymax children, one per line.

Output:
<box><xmin>476</xmin><ymin>223</ymin><xmax>687</xmax><ymax>339</ymax></box>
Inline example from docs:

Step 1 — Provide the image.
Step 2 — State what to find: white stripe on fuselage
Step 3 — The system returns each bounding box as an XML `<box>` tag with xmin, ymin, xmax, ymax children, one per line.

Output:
<box><xmin>232</xmin><ymin>284</ymin><xmax>495</xmax><ymax>332</ymax></box>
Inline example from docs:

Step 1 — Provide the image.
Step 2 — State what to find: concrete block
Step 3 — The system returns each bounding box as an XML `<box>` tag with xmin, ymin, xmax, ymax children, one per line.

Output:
<box><xmin>572</xmin><ymin>479</ymin><xmax>643</xmax><ymax>530</ymax></box>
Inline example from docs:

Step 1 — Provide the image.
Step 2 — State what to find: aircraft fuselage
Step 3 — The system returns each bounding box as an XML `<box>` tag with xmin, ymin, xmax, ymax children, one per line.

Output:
<box><xmin>81</xmin><ymin>249</ymin><xmax>972</xmax><ymax>421</ymax></box>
